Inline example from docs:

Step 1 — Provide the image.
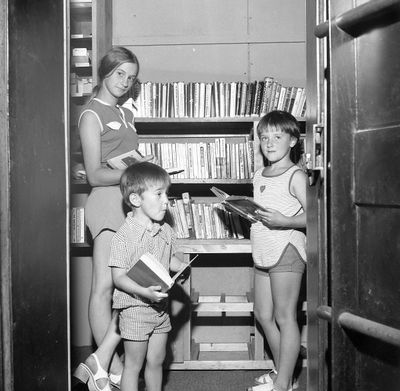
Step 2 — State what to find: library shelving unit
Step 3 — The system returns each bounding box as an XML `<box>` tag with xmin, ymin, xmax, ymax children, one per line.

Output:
<box><xmin>69</xmin><ymin>0</ymin><xmax>112</xmax><ymax>247</ymax></box>
<box><xmin>69</xmin><ymin>0</ymin><xmax>112</xmax><ymax>348</ymax></box>
<box><xmin>69</xmin><ymin>0</ymin><xmax>112</xmax><ymax>157</ymax></box>
<box><xmin>69</xmin><ymin>112</ymin><xmax>306</xmax><ymax>368</ymax></box>
<box><xmin>133</xmin><ymin>116</ymin><xmax>305</xmax><ymax>370</ymax></box>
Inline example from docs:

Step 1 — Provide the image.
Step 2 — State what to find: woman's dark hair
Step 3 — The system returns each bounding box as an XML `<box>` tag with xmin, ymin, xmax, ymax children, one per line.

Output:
<box><xmin>92</xmin><ymin>46</ymin><xmax>139</xmax><ymax>98</ymax></box>
<box><xmin>257</xmin><ymin>110</ymin><xmax>302</xmax><ymax>164</ymax></box>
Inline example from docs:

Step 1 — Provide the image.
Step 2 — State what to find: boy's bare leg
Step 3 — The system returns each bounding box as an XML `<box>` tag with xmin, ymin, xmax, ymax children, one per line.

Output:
<box><xmin>122</xmin><ymin>340</ymin><xmax>148</xmax><ymax>391</ymax></box>
<box><xmin>145</xmin><ymin>333</ymin><xmax>168</xmax><ymax>391</ymax></box>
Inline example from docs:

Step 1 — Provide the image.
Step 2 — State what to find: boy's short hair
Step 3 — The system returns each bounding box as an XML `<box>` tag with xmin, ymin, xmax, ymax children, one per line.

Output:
<box><xmin>120</xmin><ymin>162</ymin><xmax>171</xmax><ymax>207</ymax></box>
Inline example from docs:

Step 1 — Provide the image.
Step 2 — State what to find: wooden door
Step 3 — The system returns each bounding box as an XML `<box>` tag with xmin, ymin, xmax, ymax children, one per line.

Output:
<box><xmin>1</xmin><ymin>1</ymin><xmax>69</xmax><ymax>390</ymax></box>
<box><xmin>310</xmin><ymin>1</ymin><xmax>400</xmax><ymax>390</ymax></box>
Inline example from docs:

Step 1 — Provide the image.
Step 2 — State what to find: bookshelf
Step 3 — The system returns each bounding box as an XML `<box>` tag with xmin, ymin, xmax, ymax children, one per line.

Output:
<box><xmin>68</xmin><ymin>0</ymin><xmax>307</xmax><ymax>371</ymax></box>
<box><xmin>132</xmin><ymin>117</ymin><xmax>305</xmax><ymax>369</ymax></box>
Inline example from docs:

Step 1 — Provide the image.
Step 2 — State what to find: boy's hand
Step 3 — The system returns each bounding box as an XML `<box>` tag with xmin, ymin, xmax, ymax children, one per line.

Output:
<box><xmin>143</xmin><ymin>286</ymin><xmax>168</xmax><ymax>303</ymax></box>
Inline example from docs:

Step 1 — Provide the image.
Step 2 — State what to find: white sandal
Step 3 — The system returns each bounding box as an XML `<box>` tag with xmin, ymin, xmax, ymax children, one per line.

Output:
<box><xmin>74</xmin><ymin>353</ymin><xmax>112</xmax><ymax>391</ymax></box>
<box><xmin>109</xmin><ymin>372</ymin><xmax>121</xmax><ymax>389</ymax></box>
<box><xmin>254</xmin><ymin>369</ymin><xmax>277</xmax><ymax>385</ymax></box>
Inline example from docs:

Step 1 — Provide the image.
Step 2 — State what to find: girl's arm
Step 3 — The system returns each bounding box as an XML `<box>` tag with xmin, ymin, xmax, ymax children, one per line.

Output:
<box><xmin>288</xmin><ymin>169</ymin><xmax>307</xmax><ymax>227</ymax></box>
<box><xmin>80</xmin><ymin>111</ymin><xmax>124</xmax><ymax>186</ymax></box>
<box><xmin>111</xmin><ymin>267</ymin><xmax>168</xmax><ymax>302</ymax></box>
<box><xmin>256</xmin><ymin>169</ymin><xmax>307</xmax><ymax>229</ymax></box>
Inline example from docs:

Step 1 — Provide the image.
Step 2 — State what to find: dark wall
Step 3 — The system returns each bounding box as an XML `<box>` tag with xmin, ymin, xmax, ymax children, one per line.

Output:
<box><xmin>8</xmin><ymin>1</ymin><xmax>68</xmax><ymax>389</ymax></box>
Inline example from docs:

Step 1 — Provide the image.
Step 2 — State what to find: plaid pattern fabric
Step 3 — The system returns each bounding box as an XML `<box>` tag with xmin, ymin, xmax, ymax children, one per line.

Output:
<box><xmin>110</xmin><ymin>212</ymin><xmax>177</xmax><ymax>309</ymax></box>
<box><xmin>119</xmin><ymin>305</ymin><xmax>171</xmax><ymax>341</ymax></box>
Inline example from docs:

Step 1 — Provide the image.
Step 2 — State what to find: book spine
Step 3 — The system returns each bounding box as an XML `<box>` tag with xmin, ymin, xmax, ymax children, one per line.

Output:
<box><xmin>191</xmin><ymin>203</ymin><xmax>201</xmax><ymax>239</ymax></box>
<box><xmin>267</xmin><ymin>81</ymin><xmax>278</xmax><ymax>113</ymax></box>
<box><xmin>182</xmin><ymin>192</ymin><xmax>195</xmax><ymax>237</ymax></box>
<box><xmin>277</xmin><ymin>86</ymin><xmax>286</xmax><ymax>110</ymax></box>
<box><xmin>260</xmin><ymin>76</ymin><xmax>274</xmax><ymax>116</ymax></box>
<box><xmin>229</xmin><ymin>82</ymin><xmax>237</xmax><ymax>117</ymax></box>
<box><xmin>213</xmin><ymin>81</ymin><xmax>220</xmax><ymax>118</ymax></box>
<box><xmin>245</xmin><ymin>82</ymin><xmax>254</xmax><ymax>116</ymax></box>
<box><xmin>199</xmin><ymin>82</ymin><xmax>206</xmax><ymax>118</ymax></box>
<box><xmin>176</xmin><ymin>199</ymin><xmax>190</xmax><ymax>238</ymax></box>
<box><xmin>205</xmin><ymin>83</ymin><xmax>212</xmax><ymax>118</ymax></box>
<box><xmin>272</xmin><ymin>83</ymin><xmax>282</xmax><ymax>111</ymax></box>
<box><xmin>239</xmin><ymin>82</ymin><xmax>247</xmax><ymax>117</ymax></box>
<box><xmin>220</xmin><ymin>138</ymin><xmax>226</xmax><ymax>178</ymax></box>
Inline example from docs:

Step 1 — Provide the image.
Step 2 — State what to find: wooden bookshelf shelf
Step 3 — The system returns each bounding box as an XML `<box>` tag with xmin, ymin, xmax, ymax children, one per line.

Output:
<box><xmin>135</xmin><ymin>116</ymin><xmax>305</xmax><ymax>123</ymax></box>
<box><xmin>135</xmin><ymin>116</ymin><xmax>261</xmax><ymax>123</ymax></box>
<box><xmin>192</xmin><ymin>293</ymin><xmax>254</xmax><ymax>313</ymax></box>
<box><xmin>167</xmin><ymin>338</ymin><xmax>274</xmax><ymax>370</ymax></box>
<box><xmin>177</xmin><ymin>239</ymin><xmax>251</xmax><ymax>254</ymax></box>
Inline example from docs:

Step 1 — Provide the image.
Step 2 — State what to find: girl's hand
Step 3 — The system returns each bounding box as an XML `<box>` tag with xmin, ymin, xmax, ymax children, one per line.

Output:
<box><xmin>143</xmin><ymin>286</ymin><xmax>168</xmax><ymax>302</ymax></box>
<box><xmin>139</xmin><ymin>154</ymin><xmax>159</xmax><ymax>165</ymax></box>
<box><xmin>256</xmin><ymin>208</ymin><xmax>287</xmax><ymax>228</ymax></box>
<box><xmin>139</xmin><ymin>154</ymin><xmax>155</xmax><ymax>163</ymax></box>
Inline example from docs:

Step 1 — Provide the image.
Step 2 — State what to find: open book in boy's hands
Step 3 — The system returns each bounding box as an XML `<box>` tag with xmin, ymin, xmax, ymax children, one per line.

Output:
<box><xmin>127</xmin><ymin>253</ymin><xmax>198</xmax><ymax>292</ymax></box>
<box><xmin>210</xmin><ymin>186</ymin><xmax>268</xmax><ymax>224</ymax></box>
<box><xmin>106</xmin><ymin>149</ymin><xmax>184</xmax><ymax>175</ymax></box>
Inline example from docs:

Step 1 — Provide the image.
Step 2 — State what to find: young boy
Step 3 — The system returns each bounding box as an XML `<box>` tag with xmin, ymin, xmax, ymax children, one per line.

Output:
<box><xmin>109</xmin><ymin>162</ymin><xmax>188</xmax><ymax>391</ymax></box>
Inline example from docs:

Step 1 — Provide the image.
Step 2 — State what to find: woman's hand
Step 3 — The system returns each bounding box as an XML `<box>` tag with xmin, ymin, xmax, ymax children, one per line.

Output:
<box><xmin>256</xmin><ymin>208</ymin><xmax>288</xmax><ymax>228</ymax></box>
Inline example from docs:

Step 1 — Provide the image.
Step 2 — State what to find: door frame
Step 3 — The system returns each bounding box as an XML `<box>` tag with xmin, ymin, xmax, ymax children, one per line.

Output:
<box><xmin>1</xmin><ymin>1</ymin><xmax>70</xmax><ymax>390</ymax></box>
<box><xmin>0</xmin><ymin>0</ymin><xmax>12</xmax><ymax>388</ymax></box>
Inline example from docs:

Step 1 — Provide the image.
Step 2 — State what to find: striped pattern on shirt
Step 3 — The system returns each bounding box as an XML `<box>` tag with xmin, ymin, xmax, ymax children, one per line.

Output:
<box><xmin>109</xmin><ymin>212</ymin><xmax>177</xmax><ymax>309</ymax></box>
<box><xmin>250</xmin><ymin>165</ymin><xmax>306</xmax><ymax>268</ymax></box>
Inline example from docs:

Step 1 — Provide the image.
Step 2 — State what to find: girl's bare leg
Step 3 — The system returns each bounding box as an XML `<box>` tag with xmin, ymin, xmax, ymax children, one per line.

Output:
<box><xmin>270</xmin><ymin>271</ymin><xmax>302</xmax><ymax>391</ymax></box>
<box><xmin>254</xmin><ymin>271</ymin><xmax>280</xmax><ymax>367</ymax></box>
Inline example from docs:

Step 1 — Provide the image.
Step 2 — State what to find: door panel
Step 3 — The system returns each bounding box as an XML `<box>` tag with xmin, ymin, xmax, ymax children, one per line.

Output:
<box><xmin>329</xmin><ymin>0</ymin><xmax>400</xmax><ymax>390</ymax></box>
<box><xmin>355</xmin><ymin>128</ymin><xmax>400</xmax><ymax>205</ymax></box>
<box><xmin>7</xmin><ymin>1</ymin><xmax>69</xmax><ymax>390</ymax></box>
<box><xmin>357</xmin><ymin>24</ymin><xmax>400</xmax><ymax>128</ymax></box>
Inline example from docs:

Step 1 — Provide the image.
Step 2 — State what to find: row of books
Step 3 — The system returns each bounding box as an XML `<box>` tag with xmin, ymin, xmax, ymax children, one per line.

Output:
<box><xmin>138</xmin><ymin>138</ymin><xmax>254</xmax><ymax>180</ymax></box>
<box><xmin>70</xmin><ymin>195</ymin><xmax>248</xmax><ymax>243</ymax></box>
<box><xmin>167</xmin><ymin>193</ymin><xmax>248</xmax><ymax>240</ymax></box>
<box><xmin>70</xmin><ymin>73</ymin><xmax>92</xmax><ymax>97</ymax></box>
<box><xmin>71</xmin><ymin>206</ymin><xmax>86</xmax><ymax>244</ymax></box>
<box><xmin>127</xmin><ymin>77</ymin><xmax>306</xmax><ymax>119</ymax></box>
<box><xmin>71</xmin><ymin>47</ymin><xmax>92</xmax><ymax>68</ymax></box>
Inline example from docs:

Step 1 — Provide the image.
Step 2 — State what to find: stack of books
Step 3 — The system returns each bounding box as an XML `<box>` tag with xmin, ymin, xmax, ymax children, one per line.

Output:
<box><xmin>167</xmin><ymin>193</ymin><xmax>248</xmax><ymax>240</ymax></box>
<box><xmin>71</xmin><ymin>47</ymin><xmax>91</xmax><ymax>68</ymax></box>
<box><xmin>71</xmin><ymin>206</ymin><xmax>86</xmax><ymax>244</ymax></box>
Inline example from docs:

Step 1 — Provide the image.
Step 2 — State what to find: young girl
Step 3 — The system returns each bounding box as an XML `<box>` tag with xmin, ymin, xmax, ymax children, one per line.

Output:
<box><xmin>249</xmin><ymin>111</ymin><xmax>307</xmax><ymax>391</ymax></box>
<box><xmin>74</xmin><ymin>47</ymin><xmax>152</xmax><ymax>391</ymax></box>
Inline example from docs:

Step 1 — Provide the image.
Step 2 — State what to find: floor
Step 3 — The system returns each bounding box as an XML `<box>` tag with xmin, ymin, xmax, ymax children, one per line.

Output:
<box><xmin>71</xmin><ymin>346</ymin><xmax>307</xmax><ymax>391</ymax></box>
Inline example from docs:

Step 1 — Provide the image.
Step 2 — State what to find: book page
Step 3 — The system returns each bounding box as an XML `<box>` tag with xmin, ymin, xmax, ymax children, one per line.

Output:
<box><xmin>140</xmin><ymin>253</ymin><xmax>173</xmax><ymax>285</ymax></box>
